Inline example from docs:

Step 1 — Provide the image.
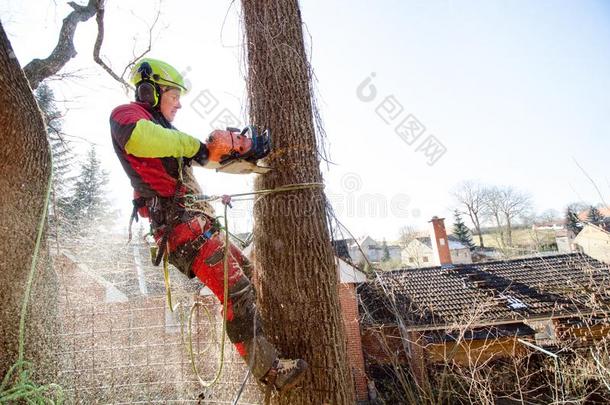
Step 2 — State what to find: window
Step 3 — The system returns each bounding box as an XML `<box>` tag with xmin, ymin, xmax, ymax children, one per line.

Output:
<box><xmin>409</xmin><ymin>258</ymin><xmax>414</xmax><ymax>263</ymax></box>
<box><xmin>423</xmin><ymin>257</ymin><xmax>429</xmax><ymax>263</ymax></box>
<box><xmin>440</xmin><ymin>239</ymin><xmax>446</xmax><ymax>246</ymax></box>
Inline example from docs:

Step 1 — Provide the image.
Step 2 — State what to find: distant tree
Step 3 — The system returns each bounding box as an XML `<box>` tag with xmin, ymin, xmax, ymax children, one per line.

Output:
<box><xmin>64</xmin><ymin>146</ymin><xmax>109</xmax><ymax>228</ymax></box>
<box><xmin>565</xmin><ymin>207</ymin><xmax>582</xmax><ymax>236</ymax></box>
<box><xmin>452</xmin><ymin>181</ymin><xmax>486</xmax><ymax>248</ymax></box>
<box><xmin>483</xmin><ymin>185</ymin><xmax>532</xmax><ymax>247</ymax></box>
<box><xmin>588</xmin><ymin>205</ymin><xmax>605</xmax><ymax>225</ymax></box>
<box><xmin>381</xmin><ymin>239</ymin><xmax>390</xmax><ymax>262</ymax></box>
<box><xmin>452</xmin><ymin>210</ymin><xmax>475</xmax><ymax>250</ymax></box>
<box><xmin>537</xmin><ymin>209</ymin><xmax>560</xmax><ymax>224</ymax></box>
<box><xmin>498</xmin><ymin>186</ymin><xmax>532</xmax><ymax>246</ymax></box>
<box><xmin>398</xmin><ymin>226</ymin><xmax>424</xmax><ymax>267</ymax></box>
<box><xmin>567</xmin><ymin>201</ymin><xmax>589</xmax><ymax>215</ymax></box>
<box><xmin>482</xmin><ymin>186</ymin><xmax>506</xmax><ymax>246</ymax></box>
<box><xmin>34</xmin><ymin>83</ymin><xmax>74</xmax><ymax>232</ymax></box>
<box><xmin>398</xmin><ymin>225</ymin><xmax>418</xmax><ymax>248</ymax></box>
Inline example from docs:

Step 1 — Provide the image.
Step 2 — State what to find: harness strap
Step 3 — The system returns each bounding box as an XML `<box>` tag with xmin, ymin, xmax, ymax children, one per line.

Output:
<box><xmin>154</xmin><ymin>158</ymin><xmax>186</xmax><ymax>266</ymax></box>
<box><xmin>127</xmin><ymin>197</ymin><xmax>147</xmax><ymax>243</ymax></box>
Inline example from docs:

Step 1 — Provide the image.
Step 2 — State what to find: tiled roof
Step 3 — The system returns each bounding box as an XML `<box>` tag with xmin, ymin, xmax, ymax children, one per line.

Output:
<box><xmin>63</xmin><ymin>238</ymin><xmax>202</xmax><ymax>300</ymax></box>
<box><xmin>359</xmin><ymin>253</ymin><xmax>610</xmax><ymax>329</ymax></box>
<box><xmin>415</xmin><ymin>237</ymin><xmax>432</xmax><ymax>248</ymax></box>
<box><xmin>104</xmin><ymin>243</ymin><xmax>202</xmax><ymax>298</ymax></box>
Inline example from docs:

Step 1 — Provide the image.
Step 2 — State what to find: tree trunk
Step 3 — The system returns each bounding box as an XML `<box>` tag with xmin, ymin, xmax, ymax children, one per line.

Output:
<box><xmin>494</xmin><ymin>213</ymin><xmax>505</xmax><ymax>246</ymax></box>
<box><xmin>0</xmin><ymin>22</ymin><xmax>57</xmax><ymax>382</ymax></box>
<box><xmin>505</xmin><ymin>214</ymin><xmax>513</xmax><ymax>247</ymax></box>
<box><xmin>241</xmin><ymin>1</ymin><xmax>356</xmax><ymax>404</ymax></box>
<box><xmin>468</xmin><ymin>210</ymin><xmax>484</xmax><ymax>248</ymax></box>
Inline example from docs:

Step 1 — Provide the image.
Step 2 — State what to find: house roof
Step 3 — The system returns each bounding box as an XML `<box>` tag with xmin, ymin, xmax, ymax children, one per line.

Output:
<box><xmin>62</xmin><ymin>239</ymin><xmax>203</xmax><ymax>301</ymax></box>
<box><xmin>415</xmin><ymin>236</ymin><xmax>467</xmax><ymax>251</ymax></box>
<box><xmin>574</xmin><ymin>223</ymin><xmax>610</xmax><ymax>239</ymax></box>
<box><xmin>359</xmin><ymin>253</ymin><xmax>610</xmax><ymax>330</ymax></box>
<box><xmin>337</xmin><ymin>257</ymin><xmax>367</xmax><ymax>283</ymax></box>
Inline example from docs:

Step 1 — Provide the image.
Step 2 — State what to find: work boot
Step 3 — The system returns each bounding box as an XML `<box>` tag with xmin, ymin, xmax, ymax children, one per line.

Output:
<box><xmin>263</xmin><ymin>358</ymin><xmax>308</xmax><ymax>392</ymax></box>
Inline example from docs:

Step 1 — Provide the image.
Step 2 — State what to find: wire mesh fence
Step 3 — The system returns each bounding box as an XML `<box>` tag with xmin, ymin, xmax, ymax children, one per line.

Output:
<box><xmin>44</xmin><ymin>234</ymin><xmax>263</xmax><ymax>404</ymax></box>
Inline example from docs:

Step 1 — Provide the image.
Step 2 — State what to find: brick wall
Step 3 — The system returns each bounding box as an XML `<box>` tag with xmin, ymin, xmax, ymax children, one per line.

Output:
<box><xmin>339</xmin><ymin>283</ymin><xmax>368</xmax><ymax>402</ymax></box>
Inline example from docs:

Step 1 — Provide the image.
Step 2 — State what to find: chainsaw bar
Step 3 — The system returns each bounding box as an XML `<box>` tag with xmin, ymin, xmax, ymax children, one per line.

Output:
<box><xmin>215</xmin><ymin>159</ymin><xmax>271</xmax><ymax>175</ymax></box>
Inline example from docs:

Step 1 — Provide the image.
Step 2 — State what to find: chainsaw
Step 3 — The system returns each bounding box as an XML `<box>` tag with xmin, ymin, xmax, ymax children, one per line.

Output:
<box><xmin>204</xmin><ymin>125</ymin><xmax>272</xmax><ymax>174</ymax></box>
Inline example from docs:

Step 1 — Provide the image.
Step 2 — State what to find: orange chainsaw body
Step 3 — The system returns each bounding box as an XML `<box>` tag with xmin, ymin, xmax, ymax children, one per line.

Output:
<box><xmin>206</xmin><ymin>129</ymin><xmax>253</xmax><ymax>164</ymax></box>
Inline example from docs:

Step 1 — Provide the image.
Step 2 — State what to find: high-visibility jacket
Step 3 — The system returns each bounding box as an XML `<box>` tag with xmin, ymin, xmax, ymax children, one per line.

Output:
<box><xmin>109</xmin><ymin>102</ymin><xmax>202</xmax><ymax>199</ymax></box>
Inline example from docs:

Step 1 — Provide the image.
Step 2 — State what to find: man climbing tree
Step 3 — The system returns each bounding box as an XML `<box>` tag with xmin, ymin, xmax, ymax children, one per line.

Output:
<box><xmin>242</xmin><ymin>1</ymin><xmax>357</xmax><ymax>404</ymax></box>
<box><xmin>109</xmin><ymin>58</ymin><xmax>307</xmax><ymax>392</ymax></box>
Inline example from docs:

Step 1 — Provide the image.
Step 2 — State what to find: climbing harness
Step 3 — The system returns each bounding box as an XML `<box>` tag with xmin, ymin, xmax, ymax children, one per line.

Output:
<box><xmin>158</xmin><ymin>181</ymin><xmax>324</xmax><ymax>395</ymax></box>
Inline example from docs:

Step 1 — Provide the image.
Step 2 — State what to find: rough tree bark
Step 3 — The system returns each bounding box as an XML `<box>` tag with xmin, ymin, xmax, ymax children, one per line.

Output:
<box><xmin>1</xmin><ymin>0</ymin><xmax>149</xmax><ymax>386</ymax></box>
<box><xmin>0</xmin><ymin>22</ymin><xmax>56</xmax><ymax>381</ymax></box>
<box><xmin>241</xmin><ymin>1</ymin><xmax>356</xmax><ymax>404</ymax></box>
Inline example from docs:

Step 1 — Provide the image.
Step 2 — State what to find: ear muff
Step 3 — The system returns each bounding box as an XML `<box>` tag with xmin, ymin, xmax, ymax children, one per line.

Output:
<box><xmin>135</xmin><ymin>61</ymin><xmax>161</xmax><ymax>107</ymax></box>
<box><xmin>136</xmin><ymin>81</ymin><xmax>160</xmax><ymax>107</ymax></box>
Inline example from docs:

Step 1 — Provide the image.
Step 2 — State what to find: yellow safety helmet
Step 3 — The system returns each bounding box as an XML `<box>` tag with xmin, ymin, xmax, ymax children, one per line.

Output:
<box><xmin>130</xmin><ymin>58</ymin><xmax>189</xmax><ymax>107</ymax></box>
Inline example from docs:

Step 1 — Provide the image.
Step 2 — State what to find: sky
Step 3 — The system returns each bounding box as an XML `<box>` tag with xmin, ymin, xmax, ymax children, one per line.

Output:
<box><xmin>1</xmin><ymin>0</ymin><xmax>609</xmax><ymax>241</ymax></box>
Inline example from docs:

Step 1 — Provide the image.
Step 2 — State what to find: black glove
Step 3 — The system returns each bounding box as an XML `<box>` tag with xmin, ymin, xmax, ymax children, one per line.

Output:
<box><xmin>191</xmin><ymin>142</ymin><xmax>209</xmax><ymax>166</ymax></box>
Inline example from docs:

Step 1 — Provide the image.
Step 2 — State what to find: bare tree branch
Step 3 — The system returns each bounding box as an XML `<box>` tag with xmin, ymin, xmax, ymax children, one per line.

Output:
<box><xmin>93</xmin><ymin>0</ymin><xmax>161</xmax><ymax>92</ymax></box>
<box><xmin>23</xmin><ymin>0</ymin><xmax>98</xmax><ymax>89</ymax></box>
<box><xmin>573</xmin><ymin>157</ymin><xmax>609</xmax><ymax>210</ymax></box>
<box><xmin>452</xmin><ymin>180</ymin><xmax>487</xmax><ymax>248</ymax></box>
<box><xmin>92</xmin><ymin>0</ymin><xmax>132</xmax><ymax>90</ymax></box>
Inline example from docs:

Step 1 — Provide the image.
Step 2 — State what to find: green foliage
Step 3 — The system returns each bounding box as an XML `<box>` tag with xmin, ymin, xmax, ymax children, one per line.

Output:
<box><xmin>63</xmin><ymin>146</ymin><xmax>110</xmax><ymax>229</ymax></box>
<box><xmin>588</xmin><ymin>206</ymin><xmax>605</xmax><ymax>225</ymax></box>
<box><xmin>452</xmin><ymin>210</ymin><xmax>475</xmax><ymax>250</ymax></box>
<box><xmin>565</xmin><ymin>207</ymin><xmax>583</xmax><ymax>236</ymax></box>
<box><xmin>34</xmin><ymin>83</ymin><xmax>75</xmax><ymax>233</ymax></box>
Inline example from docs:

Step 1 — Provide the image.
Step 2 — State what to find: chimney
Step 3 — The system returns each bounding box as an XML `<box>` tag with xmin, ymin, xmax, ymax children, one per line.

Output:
<box><xmin>429</xmin><ymin>216</ymin><xmax>452</xmax><ymax>266</ymax></box>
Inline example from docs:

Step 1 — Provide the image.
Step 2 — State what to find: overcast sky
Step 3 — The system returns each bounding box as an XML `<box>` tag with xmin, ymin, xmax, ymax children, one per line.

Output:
<box><xmin>2</xmin><ymin>0</ymin><xmax>609</xmax><ymax>241</ymax></box>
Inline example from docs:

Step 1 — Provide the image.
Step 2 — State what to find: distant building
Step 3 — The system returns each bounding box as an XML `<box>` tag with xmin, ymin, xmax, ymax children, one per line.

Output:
<box><xmin>347</xmin><ymin>236</ymin><xmax>401</xmax><ymax>264</ymax></box>
<box><xmin>555</xmin><ymin>229</ymin><xmax>577</xmax><ymax>254</ymax></box>
<box><xmin>574</xmin><ymin>223</ymin><xmax>610</xmax><ymax>264</ymax></box>
<box><xmin>402</xmin><ymin>216</ymin><xmax>473</xmax><ymax>267</ymax></box>
<box><xmin>532</xmin><ymin>222</ymin><xmax>564</xmax><ymax>231</ymax></box>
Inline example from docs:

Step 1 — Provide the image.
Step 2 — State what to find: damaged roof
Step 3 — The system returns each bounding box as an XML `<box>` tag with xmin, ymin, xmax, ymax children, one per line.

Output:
<box><xmin>359</xmin><ymin>253</ymin><xmax>610</xmax><ymax>330</ymax></box>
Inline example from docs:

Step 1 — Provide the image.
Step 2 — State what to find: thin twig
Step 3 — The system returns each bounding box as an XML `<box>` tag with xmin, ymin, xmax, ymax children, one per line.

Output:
<box><xmin>573</xmin><ymin>157</ymin><xmax>609</xmax><ymax>210</ymax></box>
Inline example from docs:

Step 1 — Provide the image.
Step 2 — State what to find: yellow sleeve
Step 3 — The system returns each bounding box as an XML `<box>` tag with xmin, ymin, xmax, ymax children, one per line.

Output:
<box><xmin>124</xmin><ymin>119</ymin><xmax>200</xmax><ymax>158</ymax></box>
